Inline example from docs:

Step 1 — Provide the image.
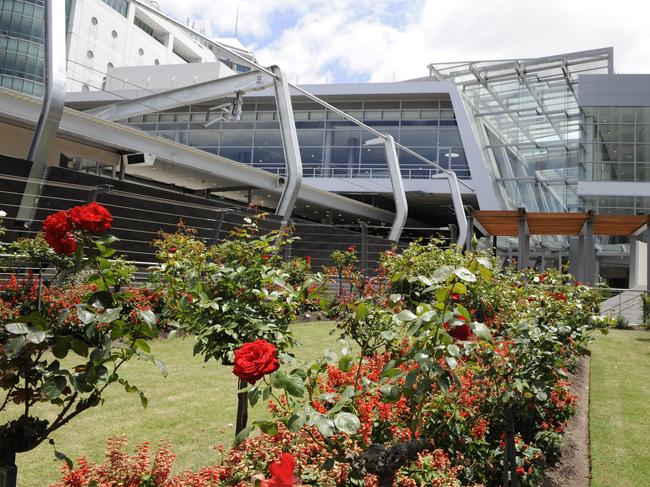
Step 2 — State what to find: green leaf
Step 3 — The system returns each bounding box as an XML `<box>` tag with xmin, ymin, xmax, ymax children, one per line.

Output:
<box><xmin>396</xmin><ymin>310</ymin><xmax>417</xmax><ymax>322</ymax></box>
<box><xmin>454</xmin><ymin>267</ymin><xmax>477</xmax><ymax>282</ymax></box>
<box><xmin>272</xmin><ymin>371</ymin><xmax>304</xmax><ymax>398</ymax></box>
<box><xmin>139</xmin><ymin>309</ymin><xmax>157</xmax><ymax>327</ymax></box>
<box><xmin>52</xmin><ymin>339</ymin><xmax>70</xmax><ymax>359</ymax></box>
<box><xmin>154</xmin><ymin>359</ymin><xmax>168</xmax><ymax>378</ymax></box>
<box><xmin>71</xmin><ymin>339</ymin><xmax>89</xmax><ymax>358</ymax></box>
<box><xmin>287</xmin><ymin>413</ymin><xmax>306</xmax><ymax>432</ymax></box>
<box><xmin>334</xmin><ymin>412</ymin><xmax>361</xmax><ymax>435</ymax></box>
<box><xmin>446</xmin><ymin>344</ymin><xmax>460</xmax><ymax>357</ymax></box>
<box><xmin>450</xmin><ymin>282</ymin><xmax>467</xmax><ymax>295</ymax></box>
<box><xmin>355</xmin><ymin>302</ymin><xmax>368</xmax><ymax>321</ymax></box>
<box><xmin>381</xmin><ymin>368</ymin><xmax>404</xmax><ymax>379</ymax></box>
<box><xmin>139</xmin><ymin>392</ymin><xmax>148</xmax><ymax>409</ymax></box>
<box><xmin>389</xmin><ymin>294</ymin><xmax>401</xmax><ymax>304</ymax></box>
<box><xmin>338</xmin><ymin>354</ymin><xmax>354</xmax><ymax>372</ymax></box>
<box><xmin>233</xmin><ymin>425</ymin><xmax>253</xmax><ymax>447</ymax></box>
<box><xmin>470</xmin><ymin>321</ymin><xmax>492</xmax><ymax>341</ymax></box>
<box><xmin>445</xmin><ymin>356</ymin><xmax>458</xmax><ymax>370</ymax></box>
<box><xmin>477</xmin><ymin>256</ymin><xmax>493</xmax><ymax>269</ymax></box>
<box><xmin>454</xmin><ymin>304</ymin><xmax>471</xmax><ymax>322</ymax></box>
<box><xmin>312</xmin><ymin>415</ymin><xmax>335</xmax><ymax>437</ymax></box>
<box><xmin>431</xmin><ymin>265</ymin><xmax>454</xmax><ymax>283</ymax></box>
<box><xmin>5</xmin><ymin>322</ymin><xmax>29</xmax><ymax>334</ymax></box>
<box><xmin>26</xmin><ymin>330</ymin><xmax>47</xmax><ymax>344</ymax></box>
<box><xmin>41</xmin><ymin>376</ymin><xmax>66</xmax><ymax>400</ymax></box>
<box><xmin>380</xmin><ymin>384</ymin><xmax>401</xmax><ymax>403</ymax></box>
<box><xmin>77</xmin><ymin>307</ymin><xmax>96</xmax><ymax>325</ymax></box>
<box><xmin>536</xmin><ymin>391</ymin><xmax>548</xmax><ymax>401</ymax></box>
<box><xmin>134</xmin><ymin>339</ymin><xmax>151</xmax><ymax>353</ymax></box>
<box><xmin>258</xmin><ymin>421</ymin><xmax>279</xmax><ymax>436</ymax></box>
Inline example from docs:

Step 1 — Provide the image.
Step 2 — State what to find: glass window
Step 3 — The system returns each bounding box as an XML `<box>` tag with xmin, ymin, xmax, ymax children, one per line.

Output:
<box><xmin>142</xmin><ymin>114</ymin><xmax>158</xmax><ymax>122</ymax></box>
<box><xmin>361</xmin><ymin>147</ymin><xmax>387</xmax><ymax>166</ymax></box>
<box><xmin>636</xmin><ymin>107</ymin><xmax>650</xmax><ymax>124</ymax></box>
<box><xmin>362</xmin><ymin>129</ymin><xmax>398</xmax><ymax>143</ymax></box>
<box><xmin>597</xmin><ymin>107</ymin><xmax>634</xmax><ymax>124</ymax></box>
<box><xmin>401</xmin><ymin>110</ymin><xmax>421</xmax><ymax>119</ymax></box>
<box><xmin>636</xmin><ymin>145</ymin><xmax>650</xmax><ymax>163</ymax></box>
<box><xmin>300</xmin><ymin>148</ymin><xmax>323</xmax><ymax>167</ymax></box>
<box><xmin>219</xmin><ymin>147</ymin><xmax>252</xmax><ymax>164</ymax></box>
<box><xmin>297</xmin><ymin>129</ymin><xmax>324</xmax><ymax>146</ymax></box>
<box><xmin>596</xmin><ymin>124</ymin><xmax>634</xmax><ymax>143</ymax></box>
<box><xmin>399</xmin><ymin>129</ymin><xmax>438</xmax><ymax>146</ymax></box>
<box><xmin>636</xmin><ymin>125</ymin><xmax>650</xmax><ymax>144</ymax></box>
<box><xmin>439</xmin><ymin>110</ymin><xmax>455</xmax><ymax>120</ymax></box>
<box><xmin>326</xmin><ymin>129</ymin><xmax>361</xmax><ymax>146</ymax></box>
<box><xmin>438</xmin><ymin>128</ymin><xmax>462</xmax><ymax>146</ymax></box>
<box><xmin>326</xmin><ymin>147</ymin><xmax>359</xmax><ymax>165</ymax></box>
<box><xmin>187</xmin><ymin>131</ymin><xmax>220</xmax><ymax>146</ymax></box>
<box><xmin>253</xmin><ymin>147</ymin><xmax>285</xmax><ymax>165</ymax></box>
<box><xmin>220</xmin><ymin>131</ymin><xmax>253</xmax><ymax>146</ymax></box>
<box><xmin>254</xmin><ymin>130</ymin><xmax>283</xmax><ymax>146</ymax></box>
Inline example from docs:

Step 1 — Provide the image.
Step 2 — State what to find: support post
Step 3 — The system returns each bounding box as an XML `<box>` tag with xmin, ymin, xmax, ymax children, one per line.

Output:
<box><xmin>235</xmin><ymin>379</ymin><xmax>248</xmax><ymax>436</ymax></box>
<box><xmin>0</xmin><ymin>450</ymin><xmax>17</xmax><ymax>487</ymax></box>
<box><xmin>16</xmin><ymin>0</ymin><xmax>67</xmax><ymax>228</ymax></box>
<box><xmin>629</xmin><ymin>235</ymin><xmax>637</xmax><ymax>288</ymax></box>
<box><xmin>558</xmin><ymin>250</ymin><xmax>563</xmax><ymax>272</ymax></box>
<box><xmin>209</xmin><ymin>210</ymin><xmax>229</xmax><ymax>245</ymax></box>
<box><xmin>577</xmin><ymin>235</ymin><xmax>585</xmax><ymax>282</ymax></box>
<box><xmin>272</xmin><ymin>66</ymin><xmax>303</xmax><ymax>220</ymax></box>
<box><xmin>447</xmin><ymin>171</ymin><xmax>468</xmax><ymax>248</ymax></box>
<box><xmin>359</xmin><ymin>221</ymin><xmax>368</xmax><ymax>276</ymax></box>
<box><xmin>646</xmin><ymin>225</ymin><xmax>650</xmax><ymax>294</ymax></box>
<box><xmin>465</xmin><ymin>214</ymin><xmax>474</xmax><ymax>252</ymax></box>
<box><xmin>584</xmin><ymin>214</ymin><xmax>595</xmax><ymax>285</ymax></box>
<box><xmin>383</xmin><ymin>135</ymin><xmax>407</xmax><ymax>242</ymax></box>
<box><xmin>449</xmin><ymin>224</ymin><xmax>458</xmax><ymax>247</ymax></box>
<box><xmin>517</xmin><ymin>208</ymin><xmax>529</xmax><ymax>271</ymax></box>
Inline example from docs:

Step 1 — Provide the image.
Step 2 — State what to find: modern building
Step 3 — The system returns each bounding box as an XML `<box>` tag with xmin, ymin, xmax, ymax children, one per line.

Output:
<box><xmin>0</xmin><ymin>1</ymin><xmax>648</xmax><ymax>287</ymax></box>
<box><xmin>0</xmin><ymin>0</ymin><xmax>254</xmax><ymax>97</ymax></box>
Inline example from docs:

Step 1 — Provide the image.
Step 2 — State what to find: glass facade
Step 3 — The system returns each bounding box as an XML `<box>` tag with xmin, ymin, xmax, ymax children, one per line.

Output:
<box><xmin>119</xmin><ymin>96</ymin><xmax>471</xmax><ymax>180</ymax></box>
<box><xmin>429</xmin><ymin>48</ymin><xmax>612</xmax><ymax>212</ymax></box>
<box><xmin>580</xmin><ymin>106</ymin><xmax>650</xmax><ymax>214</ymax></box>
<box><xmin>0</xmin><ymin>0</ymin><xmax>45</xmax><ymax>96</ymax></box>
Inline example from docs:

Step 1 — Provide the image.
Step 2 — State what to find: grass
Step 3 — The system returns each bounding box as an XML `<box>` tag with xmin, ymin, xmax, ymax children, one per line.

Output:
<box><xmin>5</xmin><ymin>321</ymin><xmax>343</xmax><ymax>486</ymax></box>
<box><xmin>590</xmin><ymin>329</ymin><xmax>650</xmax><ymax>486</ymax></box>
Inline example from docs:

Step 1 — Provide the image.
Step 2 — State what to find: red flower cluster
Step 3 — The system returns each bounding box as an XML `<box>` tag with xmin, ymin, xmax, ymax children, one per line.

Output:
<box><xmin>42</xmin><ymin>202</ymin><xmax>112</xmax><ymax>255</ymax></box>
<box><xmin>233</xmin><ymin>339</ymin><xmax>280</xmax><ymax>384</ymax></box>
<box><xmin>304</xmin><ymin>255</ymin><xmax>311</xmax><ymax>265</ymax></box>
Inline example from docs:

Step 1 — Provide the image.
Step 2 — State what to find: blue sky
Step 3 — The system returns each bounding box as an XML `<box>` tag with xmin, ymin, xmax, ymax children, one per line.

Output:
<box><xmin>157</xmin><ymin>0</ymin><xmax>650</xmax><ymax>84</ymax></box>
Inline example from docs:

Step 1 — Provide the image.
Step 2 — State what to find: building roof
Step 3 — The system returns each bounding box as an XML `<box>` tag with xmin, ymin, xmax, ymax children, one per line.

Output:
<box><xmin>473</xmin><ymin>210</ymin><xmax>649</xmax><ymax>237</ymax></box>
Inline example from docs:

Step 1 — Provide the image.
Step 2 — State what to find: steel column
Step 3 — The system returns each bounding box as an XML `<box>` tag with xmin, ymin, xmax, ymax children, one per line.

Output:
<box><xmin>16</xmin><ymin>0</ymin><xmax>66</xmax><ymax>228</ymax></box>
<box><xmin>517</xmin><ymin>209</ymin><xmax>529</xmax><ymax>271</ymax></box>
<box><xmin>584</xmin><ymin>216</ymin><xmax>595</xmax><ymax>285</ymax></box>
<box><xmin>272</xmin><ymin>66</ymin><xmax>303</xmax><ymax>219</ymax></box>
<box><xmin>447</xmin><ymin>171</ymin><xmax>469</xmax><ymax>248</ymax></box>
<box><xmin>646</xmin><ymin>225</ymin><xmax>650</xmax><ymax>293</ymax></box>
<box><xmin>383</xmin><ymin>135</ymin><xmax>407</xmax><ymax>242</ymax></box>
<box><xmin>577</xmin><ymin>235</ymin><xmax>585</xmax><ymax>282</ymax></box>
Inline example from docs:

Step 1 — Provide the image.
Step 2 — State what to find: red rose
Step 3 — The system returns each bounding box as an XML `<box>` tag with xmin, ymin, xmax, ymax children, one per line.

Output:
<box><xmin>262</xmin><ymin>254</ymin><xmax>271</xmax><ymax>260</ymax></box>
<box><xmin>43</xmin><ymin>210</ymin><xmax>77</xmax><ymax>255</ymax></box>
<box><xmin>450</xmin><ymin>324</ymin><xmax>471</xmax><ymax>341</ymax></box>
<box><xmin>305</xmin><ymin>255</ymin><xmax>311</xmax><ymax>264</ymax></box>
<box><xmin>168</xmin><ymin>247</ymin><xmax>177</xmax><ymax>253</ymax></box>
<box><xmin>233</xmin><ymin>339</ymin><xmax>279</xmax><ymax>384</ymax></box>
<box><xmin>347</xmin><ymin>245</ymin><xmax>356</xmax><ymax>253</ymax></box>
<box><xmin>69</xmin><ymin>202</ymin><xmax>112</xmax><ymax>233</ymax></box>
<box><xmin>262</xmin><ymin>453</ymin><xmax>295</xmax><ymax>487</ymax></box>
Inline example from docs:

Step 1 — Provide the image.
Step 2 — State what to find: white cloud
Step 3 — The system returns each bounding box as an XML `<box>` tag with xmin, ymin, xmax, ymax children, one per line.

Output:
<box><xmin>157</xmin><ymin>0</ymin><xmax>650</xmax><ymax>83</ymax></box>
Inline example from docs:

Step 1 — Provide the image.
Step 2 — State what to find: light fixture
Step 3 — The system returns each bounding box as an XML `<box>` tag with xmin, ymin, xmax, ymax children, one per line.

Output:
<box><xmin>443</xmin><ymin>152</ymin><xmax>460</xmax><ymax>158</ymax></box>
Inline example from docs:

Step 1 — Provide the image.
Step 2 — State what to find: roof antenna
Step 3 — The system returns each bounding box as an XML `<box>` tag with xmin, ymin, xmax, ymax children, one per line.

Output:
<box><xmin>234</xmin><ymin>1</ymin><xmax>240</xmax><ymax>37</ymax></box>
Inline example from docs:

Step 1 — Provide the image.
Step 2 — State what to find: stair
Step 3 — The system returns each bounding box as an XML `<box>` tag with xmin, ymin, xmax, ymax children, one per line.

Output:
<box><xmin>600</xmin><ymin>288</ymin><xmax>646</xmax><ymax>325</ymax></box>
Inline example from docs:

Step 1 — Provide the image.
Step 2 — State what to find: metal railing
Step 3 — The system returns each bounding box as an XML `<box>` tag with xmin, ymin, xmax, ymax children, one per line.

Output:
<box><xmin>599</xmin><ymin>287</ymin><xmax>649</xmax><ymax>325</ymax></box>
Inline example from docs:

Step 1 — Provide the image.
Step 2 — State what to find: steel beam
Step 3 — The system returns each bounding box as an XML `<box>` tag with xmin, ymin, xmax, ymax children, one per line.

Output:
<box><xmin>446</xmin><ymin>171</ymin><xmax>468</xmax><ymax>248</ymax></box>
<box><xmin>584</xmin><ymin>215</ymin><xmax>595</xmax><ymax>285</ymax></box>
<box><xmin>383</xmin><ymin>135</ymin><xmax>407</xmax><ymax>241</ymax></box>
<box><xmin>85</xmin><ymin>69</ymin><xmax>274</xmax><ymax>121</ymax></box>
<box><xmin>0</xmin><ymin>88</ymin><xmax>395</xmax><ymax>224</ymax></box>
<box><xmin>16</xmin><ymin>0</ymin><xmax>66</xmax><ymax>228</ymax></box>
<box><xmin>272</xmin><ymin>66</ymin><xmax>302</xmax><ymax>219</ymax></box>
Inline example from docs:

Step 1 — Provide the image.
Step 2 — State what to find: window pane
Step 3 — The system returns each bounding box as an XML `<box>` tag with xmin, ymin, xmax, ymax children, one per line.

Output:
<box><xmin>220</xmin><ymin>131</ymin><xmax>253</xmax><ymax>146</ymax></box>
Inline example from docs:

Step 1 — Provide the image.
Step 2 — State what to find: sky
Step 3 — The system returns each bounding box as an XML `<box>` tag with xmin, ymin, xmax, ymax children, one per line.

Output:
<box><xmin>156</xmin><ymin>0</ymin><xmax>650</xmax><ymax>84</ymax></box>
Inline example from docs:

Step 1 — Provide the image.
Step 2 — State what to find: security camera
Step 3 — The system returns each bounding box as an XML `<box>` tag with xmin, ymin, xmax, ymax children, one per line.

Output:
<box><xmin>122</xmin><ymin>153</ymin><xmax>155</xmax><ymax>167</ymax></box>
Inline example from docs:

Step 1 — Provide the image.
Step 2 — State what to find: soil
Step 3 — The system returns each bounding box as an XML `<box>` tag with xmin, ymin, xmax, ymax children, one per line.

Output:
<box><xmin>543</xmin><ymin>356</ymin><xmax>591</xmax><ymax>487</ymax></box>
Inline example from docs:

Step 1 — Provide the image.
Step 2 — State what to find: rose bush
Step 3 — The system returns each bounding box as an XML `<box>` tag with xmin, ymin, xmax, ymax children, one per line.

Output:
<box><xmin>0</xmin><ymin>203</ymin><xmax>163</xmax><ymax>474</ymax></box>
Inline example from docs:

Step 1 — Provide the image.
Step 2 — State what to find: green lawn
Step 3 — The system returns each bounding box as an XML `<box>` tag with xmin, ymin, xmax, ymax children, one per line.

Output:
<box><xmin>590</xmin><ymin>329</ymin><xmax>650</xmax><ymax>486</ymax></box>
<box><xmin>5</xmin><ymin>321</ymin><xmax>342</xmax><ymax>486</ymax></box>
